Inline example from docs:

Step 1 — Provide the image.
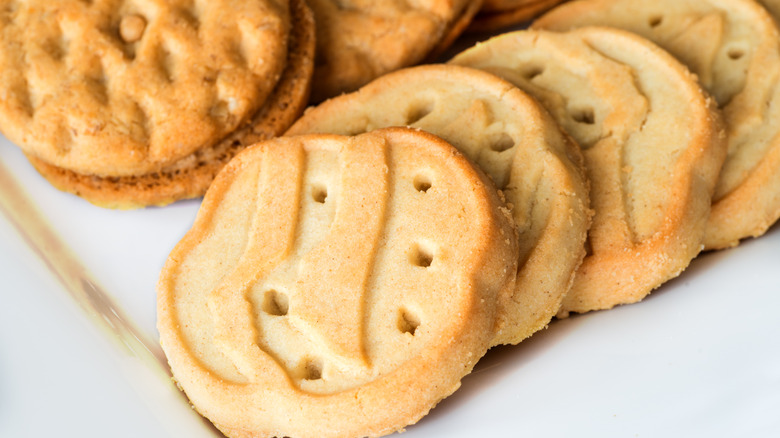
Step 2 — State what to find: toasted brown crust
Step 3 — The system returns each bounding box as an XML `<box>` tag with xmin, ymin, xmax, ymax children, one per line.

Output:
<box><xmin>157</xmin><ymin>127</ymin><xmax>519</xmax><ymax>438</ymax></box>
<box><xmin>26</xmin><ymin>0</ymin><xmax>315</xmax><ymax>209</ymax></box>
<box><xmin>467</xmin><ymin>0</ymin><xmax>566</xmax><ymax>33</ymax></box>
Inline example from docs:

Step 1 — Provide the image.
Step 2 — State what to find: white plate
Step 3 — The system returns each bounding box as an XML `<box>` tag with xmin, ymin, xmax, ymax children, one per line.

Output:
<box><xmin>1</xmin><ymin>130</ymin><xmax>779</xmax><ymax>438</ymax></box>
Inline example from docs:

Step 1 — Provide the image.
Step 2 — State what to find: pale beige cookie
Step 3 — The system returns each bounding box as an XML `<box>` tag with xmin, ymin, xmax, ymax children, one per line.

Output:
<box><xmin>157</xmin><ymin>127</ymin><xmax>519</xmax><ymax>438</ymax></box>
<box><xmin>24</xmin><ymin>0</ymin><xmax>314</xmax><ymax>209</ymax></box>
<box><xmin>468</xmin><ymin>0</ymin><xmax>567</xmax><ymax>33</ymax></box>
<box><xmin>535</xmin><ymin>0</ymin><xmax>780</xmax><ymax>250</ymax></box>
<box><xmin>451</xmin><ymin>27</ymin><xmax>727</xmax><ymax>315</ymax></box>
<box><xmin>288</xmin><ymin>65</ymin><xmax>590</xmax><ymax>345</ymax></box>
<box><xmin>0</xmin><ymin>0</ymin><xmax>289</xmax><ymax>177</ymax></box>
<box><xmin>307</xmin><ymin>0</ymin><xmax>477</xmax><ymax>102</ymax></box>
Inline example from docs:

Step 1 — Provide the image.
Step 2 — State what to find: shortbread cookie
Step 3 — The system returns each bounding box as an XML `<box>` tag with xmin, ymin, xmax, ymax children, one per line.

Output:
<box><xmin>535</xmin><ymin>0</ymin><xmax>780</xmax><ymax>250</ymax></box>
<box><xmin>157</xmin><ymin>128</ymin><xmax>519</xmax><ymax>438</ymax></box>
<box><xmin>451</xmin><ymin>27</ymin><xmax>726</xmax><ymax>315</ymax></box>
<box><xmin>0</xmin><ymin>0</ymin><xmax>289</xmax><ymax>177</ymax></box>
<box><xmin>468</xmin><ymin>0</ymin><xmax>567</xmax><ymax>33</ymax></box>
<box><xmin>288</xmin><ymin>65</ymin><xmax>590</xmax><ymax>345</ymax></box>
<box><xmin>24</xmin><ymin>0</ymin><xmax>314</xmax><ymax>209</ymax></box>
<box><xmin>307</xmin><ymin>0</ymin><xmax>478</xmax><ymax>102</ymax></box>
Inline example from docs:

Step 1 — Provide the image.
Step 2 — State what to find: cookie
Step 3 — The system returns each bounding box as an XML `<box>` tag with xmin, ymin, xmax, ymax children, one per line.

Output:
<box><xmin>0</xmin><ymin>0</ymin><xmax>290</xmax><ymax>177</ymax></box>
<box><xmin>468</xmin><ymin>0</ymin><xmax>567</xmax><ymax>33</ymax></box>
<box><xmin>451</xmin><ymin>27</ymin><xmax>727</xmax><ymax>315</ymax></box>
<box><xmin>288</xmin><ymin>65</ymin><xmax>590</xmax><ymax>345</ymax></box>
<box><xmin>24</xmin><ymin>0</ymin><xmax>314</xmax><ymax>209</ymax></box>
<box><xmin>307</xmin><ymin>0</ymin><xmax>478</xmax><ymax>102</ymax></box>
<box><xmin>535</xmin><ymin>0</ymin><xmax>780</xmax><ymax>249</ymax></box>
<box><xmin>157</xmin><ymin>127</ymin><xmax>519</xmax><ymax>438</ymax></box>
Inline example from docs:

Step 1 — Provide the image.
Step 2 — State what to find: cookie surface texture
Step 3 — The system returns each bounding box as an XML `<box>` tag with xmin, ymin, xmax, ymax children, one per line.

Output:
<box><xmin>307</xmin><ymin>0</ymin><xmax>475</xmax><ymax>102</ymax></box>
<box><xmin>451</xmin><ymin>27</ymin><xmax>726</xmax><ymax>315</ymax></box>
<box><xmin>535</xmin><ymin>0</ymin><xmax>780</xmax><ymax>250</ymax></box>
<box><xmin>157</xmin><ymin>128</ymin><xmax>519</xmax><ymax>438</ymax></box>
<box><xmin>468</xmin><ymin>0</ymin><xmax>567</xmax><ymax>33</ymax></box>
<box><xmin>288</xmin><ymin>65</ymin><xmax>590</xmax><ymax>345</ymax></box>
<box><xmin>24</xmin><ymin>0</ymin><xmax>314</xmax><ymax>209</ymax></box>
<box><xmin>0</xmin><ymin>0</ymin><xmax>289</xmax><ymax>177</ymax></box>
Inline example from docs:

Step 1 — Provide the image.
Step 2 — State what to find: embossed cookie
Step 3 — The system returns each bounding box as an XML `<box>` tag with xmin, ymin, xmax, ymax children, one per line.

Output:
<box><xmin>0</xmin><ymin>0</ymin><xmax>290</xmax><ymax>181</ymax></box>
<box><xmin>24</xmin><ymin>0</ymin><xmax>314</xmax><ymax>209</ymax></box>
<box><xmin>288</xmin><ymin>65</ymin><xmax>590</xmax><ymax>345</ymax></box>
<box><xmin>157</xmin><ymin>128</ymin><xmax>519</xmax><ymax>437</ymax></box>
<box><xmin>451</xmin><ymin>27</ymin><xmax>727</xmax><ymax>315</ymax></box>
<box><xmin>535</xmin><ymin>0</ymin><xmax>780</xmax><ymax>249</ymax></box>
<box><xmin>307</xmin><ymin>0</ymin><xmax>479</xmax><ymax>102</ymax></box>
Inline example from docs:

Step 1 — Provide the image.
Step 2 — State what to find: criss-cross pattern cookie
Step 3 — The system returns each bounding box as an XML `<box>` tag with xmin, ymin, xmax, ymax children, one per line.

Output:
<box><xmin>24</xmin><ymin>0</ymin><xmax>314</xmax><ymax>209</ymax></box>
<box><xmin>535</xmin><ymin>0</ymin><xmax>780</xmax><ymax>250</ymax></box>
<box><xmin>451</xmin><ymin>27</ymin><xmax>726</xmax><ymax>315</ymax></box>
<box><xmin>307</xmin><ymin>0</ymin><xmax>478</xmax><ymax>102</ymax></box>
<box><xmin>157</xmin><ymin>128</ymin><xmax>518</xmax><ymax>438</ymax></box>
<box><xmin>288</xmin><ymin>65</ymin><xmax>590</xmax><ymax>345</ymax></box>
<box><xmin>0</xmin><ymin>0</ymin><xmax>289</xmax><ymax>177</ymax></box>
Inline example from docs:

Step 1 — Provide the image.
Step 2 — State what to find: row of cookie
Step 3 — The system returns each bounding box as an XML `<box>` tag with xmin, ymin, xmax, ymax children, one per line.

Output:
<box><xmin>156</xmin><ymin>23</ymin><xmax>729</xmax><ymax>436</ymax></box>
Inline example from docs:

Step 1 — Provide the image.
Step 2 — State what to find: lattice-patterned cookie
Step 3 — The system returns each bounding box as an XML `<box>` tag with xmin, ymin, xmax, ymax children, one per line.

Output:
<box><xmin>0</xmin><ymin>0</ymin><xmax>290</xmax><ymax>177</ymax></box>
<box><xmin>451</xmin><ymin>27</ymin><xmax>727</xmax><ymax>315</ymax></box>
<box><xmin>307</xmin><ymin>0</ymin><xmax>479</xmax><ymax>102</ymax></box>
<box><xmin>288</xmin><ymin>65</ymin><xmax>590</xmax><ymax>345</ymax></box>
<box><xmin>25</xmin><ymin>0</ymin><xmax>314</xmax><ymax>209</ymax></box>
<box><xmin>157</xmin><ymin>128</ymin><xmax>519</xmax><ymax>438</ymax></box>
<box><xmin>535</xmin><ymin>0</ymin><xmax>780</xmax><ymax>250</ymax></box>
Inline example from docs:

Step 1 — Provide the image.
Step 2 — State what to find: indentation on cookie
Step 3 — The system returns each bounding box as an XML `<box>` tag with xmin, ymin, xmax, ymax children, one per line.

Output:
<box><xmin>648</xmin><ymin>15</ymin><xmax>663</xmax><ymax>28</ymax></box>
<box><xmin>406</xmin><ymin>101</ymin><xmax>434</xmax><ymax>125</ymax></box>
<box><xmin>523</xmin><ymin>65</ymin><xmax>545</xmax><ymax>80</ymax></box>
<box><xmin>398</xmin><ymin>308</ymin><xmax>421</xmax><ymax>336</ymax></box>
<box><xmin>300</xmin><ymin>357</ymin><xmax>323</xmax><ymax>380</ymax></box>
<box><xmin>311</xmin><ymin>184</ymin><xmax>328</xmax><ymax>203</ymax></box>
<box><xmin>410</xmin><ymin>242</ymin><xmax>434</xmax><ymax>268</ymax></box>
<box><xmin>570</xmin><ymin>106</ymin><xmax>595</xmax><ymax>125</ymax></box>
<box><xmin>490</xmin><ymin>132</ymin><xmax>515</xmax><ymax>152</ymax></box>
<box><xmin>262</xmin><ymin>289</ymin><xmax>289</xmax><ymax>316</ymax></box>
<box><xmin>727</xmin><ymin>46</ymin><xmax>745</xmax><ymax>60</ymax></box>
<box><xmin>210</xmin><ymin>100</ymin><xmax>230</xmax><ymax>122</ymax></box>
<box><xmin>413</xmin><ymin>174</ymin><xmax>432</xmax><ymax>193</ymax></box>
<box><xmin>156</xmin><ymin>44</ymin><xmax>176</xmax><ymax>82</ymax></box>
<box><xmin>86</xmin><ymin>63</ymin><xmax>109</xmax><ymax>106</ymax></box>
<box><xmin>41</xmin><ymin>27</ymin><xmax>67</xmax><ymax>62</ymax></box>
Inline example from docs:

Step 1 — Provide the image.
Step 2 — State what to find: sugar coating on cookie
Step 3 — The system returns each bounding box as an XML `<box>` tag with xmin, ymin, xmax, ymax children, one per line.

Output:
<box><xmin>288</xmin><ymin>64</ymin><xmax>591</xmax><ymax>345</ymax></box>
<box><xmin>0</xmin><ymin>0</ymin><xmax>290</xmax><ymax>177</ymax></box>
<box><xmin>157</xmin><ymin>128</ymin><xmax>518</xmax><ymax>438</ymax></box>
<box><xmin>307</xmin><ymin>0</ymin><xmax>474</xmax><ymax>102</ymax></box>
<box><xmin>535</xmin><ymin>0</ymin><xmax>780</xmax><ymax>249</ymax></box>
<box><xmin>452</xmin><ymin>27</ymin><xmax>727</xmax><ymax>315</ymax></box>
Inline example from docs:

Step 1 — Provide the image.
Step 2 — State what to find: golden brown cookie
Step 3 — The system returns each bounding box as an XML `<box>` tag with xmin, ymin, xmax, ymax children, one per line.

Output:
<box><xmin>468</xmin><ymin>0</ymin><xmax>567</xmax><ymax>33</ymax></box>
<box><xmin>157</xmin><ymin>128</ymin><xmax>519</xmax><ymax>438</ymax></box>
<box><xmin>288</xmin><ymin>65</ymin><xmax>590</xmax><ymax>345</ymax></box>
<box><xmin>25</xmin><ymin>0</ymin><xmax>314</xmax><ymax>209</ymax></box>
<box><xmin>0</xmin><ymin>0</ymin><xmax>290</xmax><ymax>177</ymax></box>
<box><xmin>451</xmin><ymin>27</ymin><xmax>727</xmax><ymax>315</ymax></box>
<box><xmin>535</xmin><ymin>0</ymin><xmax>780</xmax><ymax>250</ymax></box>
<box><xmin>307</xmin><ymin>0</ymin><xmax>478</xmax><ymax>102</ymax></box>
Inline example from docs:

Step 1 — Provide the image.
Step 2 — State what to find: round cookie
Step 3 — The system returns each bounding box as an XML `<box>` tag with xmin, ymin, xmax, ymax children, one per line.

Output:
<box><xmin>24</xmin><ymin>0</ymin><xmax>315</xmax><ymax>209</ymax></box>
<box><xmin>451</xmin><ymin>27</ymin><xmax>726</xmax><ymax>315</ymax></box>
<box><xmin>0</xmin><ymin>0</ymin><xmax>290</xmax><ymax>177</ymax></box>
<box><xmin>468</xmin><ymin>0</ymin><xmax>568</xmax><ymax>33</ymax></box>
<box><xmin>157</xmin><ymin>128</ymin><xmax>519</xmax><ymax>438</ymax></box>
<box><xmin>534</xmin><ymin>0</ymin><xmax>780</xmax><ymax>250</ymax></box>
<box><xmin>288</xmin><ymin>65</ymin><xmax>591</xmax><ymax>345</ymax></box>
<box><xmin>307</xmin><ymin>0</ymin><xmax>477</xmax><ymax>102</ymax></box>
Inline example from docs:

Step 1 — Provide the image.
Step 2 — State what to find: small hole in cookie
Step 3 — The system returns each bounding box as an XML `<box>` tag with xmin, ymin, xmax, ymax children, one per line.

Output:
<box><xmin>410</xmin><ymin>243</ymin><xmax>434</xmax><ymax>268</ymax></box>
<box><xmin>312</xmin><ymin>185</ymin><xmax>328</xmax><ymax>203</ymax></box>
<box><xmin>491</xmin><ymin>133</ymin><xmax>515</xmax><ymax>152</ymax></box>
<box><xmin>406</xmin><ymin>101</ymin><xmax>434</xmax><ymax>125</ymax></box>
<box><xmin>571</xmin><ymin>106</ymin><xmax>595</xmax><ymax>125</ymax></box>
<box><xmin>524</xmin><ymin>65</ymin><xmax>544</xmax><ymax>80</ymax></box>
<box><xmin>648</xmin><ymin>15</ymin><xmax>663</xmax><ymax>28</ymax></box>
<box><xmin>413</xmin><ymin>174</ymin><xmax>432</xmax><ymax>193</ymax></box>
<box><xmin>727</xmin><ymin>47</ymin><xmax>745</xmax><ymax>60</ymax></box>
<box><xmin>262</xmin><ymin>289</ymin><xmax>289</xmax><ymax>316</ymax></box>
<box><xmin>398</xmin><ymin>308</ymin><xmax>421</xmax><ymax>336</ymax></box>
<box><xmin>301</xmin><ymin>357</ymin><xmax>323</xmax><ymax>380</ymax></box>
